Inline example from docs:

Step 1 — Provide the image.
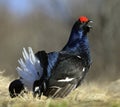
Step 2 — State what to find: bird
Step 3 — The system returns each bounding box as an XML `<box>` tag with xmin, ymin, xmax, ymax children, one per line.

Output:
<box><xmin>9</xmin><ymin>16</ymin><xmax>92</xmax><ymax>98</ymax></box>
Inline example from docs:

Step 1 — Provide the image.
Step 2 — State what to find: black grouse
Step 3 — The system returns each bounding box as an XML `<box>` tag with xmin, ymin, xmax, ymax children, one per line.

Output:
<box><xmin>9</xmin><ymin>16</ymin><xmax>92</xmax><ymax>98</ymax></box>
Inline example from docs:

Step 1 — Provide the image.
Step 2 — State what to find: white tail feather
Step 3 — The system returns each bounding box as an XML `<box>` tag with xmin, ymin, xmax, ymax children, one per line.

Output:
<box><xmin>16</xmin><ymin>47</ymin><xmax>43</xmax><ymax>91</ymax></box>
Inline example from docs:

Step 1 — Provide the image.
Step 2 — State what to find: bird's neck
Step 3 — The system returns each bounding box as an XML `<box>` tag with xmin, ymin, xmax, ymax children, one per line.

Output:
<box><xmin>62</xmin><ymin>29</ymin><xmax>91</xmax><ymax>63</ymax></box>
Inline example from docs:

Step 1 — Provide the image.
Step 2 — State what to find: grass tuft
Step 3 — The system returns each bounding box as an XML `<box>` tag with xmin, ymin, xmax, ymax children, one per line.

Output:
<box><xmin>0</xmin><ymin>73</ymin><xmax>120</xmax><ymax>107</ymax></box>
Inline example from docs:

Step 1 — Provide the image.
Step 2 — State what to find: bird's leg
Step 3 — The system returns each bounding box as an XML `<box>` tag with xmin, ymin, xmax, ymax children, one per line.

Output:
<box><xmin>33</xmin><ymin>80</ymin><xmax>42</xmax><ymax>98</ymax></box>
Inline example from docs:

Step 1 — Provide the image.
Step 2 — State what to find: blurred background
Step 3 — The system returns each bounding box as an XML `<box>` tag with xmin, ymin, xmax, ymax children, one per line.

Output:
<box><xmin>0</xmin><ymin>0</ymin><xmax>119</xmax><ymax>82</ymax></box>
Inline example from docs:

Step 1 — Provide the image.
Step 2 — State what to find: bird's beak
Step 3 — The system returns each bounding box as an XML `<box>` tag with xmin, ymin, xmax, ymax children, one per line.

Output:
<box><xmin>89</xmin><ymin>20</ymin><xmax>93</xmax><ymax>23</ymax></box>
<box><xmin>88</xmin><ymin>20</ymin><xmax>93</xmax><ymax>28</ymax></box>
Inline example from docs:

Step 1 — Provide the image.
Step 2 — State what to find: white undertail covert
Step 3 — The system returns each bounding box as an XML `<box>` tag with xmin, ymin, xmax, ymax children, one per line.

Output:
<box><xmin>16</xmin><ymin>47</ymin><xmax>43</xmax><ymax>91</ymax></box>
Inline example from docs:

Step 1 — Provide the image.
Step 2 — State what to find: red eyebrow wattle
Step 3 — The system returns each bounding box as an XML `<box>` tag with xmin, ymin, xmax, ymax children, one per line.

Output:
<box><xmin>79</xmin><ymin>16</ymin><xmax>89</xmax><ymax>22</ymax></box>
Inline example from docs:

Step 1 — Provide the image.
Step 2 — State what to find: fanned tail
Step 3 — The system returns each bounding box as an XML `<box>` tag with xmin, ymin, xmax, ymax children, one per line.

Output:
<box><xmin>16</xmin><ymin>47</ymin><xmax>43</xmax><ymax>91</ymax></box>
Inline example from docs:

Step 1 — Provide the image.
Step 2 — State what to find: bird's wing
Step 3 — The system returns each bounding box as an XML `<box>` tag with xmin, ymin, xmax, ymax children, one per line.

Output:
<box><xmin>44</xmin><ymin>53</ymin><xmax>89</xmax><ymax>98</ymax></box>
<box><xmin>35</xmin><ymin>51</ymin><xmax>59</xmax><ymax>78</ymax></box>
<box><xmin>16</xmin><ymin>47</ymin><xmax>43</xmax><ymax>91</ymax></box>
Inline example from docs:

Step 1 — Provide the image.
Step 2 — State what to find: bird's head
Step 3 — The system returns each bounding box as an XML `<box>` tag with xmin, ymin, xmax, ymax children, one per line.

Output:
<box><xmin>72</xmin><ymin>16</ymin><xmax>93</xmax><ymax>34</ymax></box>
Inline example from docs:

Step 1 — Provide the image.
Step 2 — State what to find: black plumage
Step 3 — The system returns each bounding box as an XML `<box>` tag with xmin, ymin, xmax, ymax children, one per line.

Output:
<box><xmin>43</xmin><ymin>53</ymin><xmax>89</xmax><ymax>98</ymax></box>
<box><xmin>9</xmin><ymin>79</ymin><xmax>24</xmax><ymax>98</ymax></box>
<box><xmin>9</xmin><ymin>16</ymin><xmax>92</xmax><ymax>98</ymax></box>
<box><xmin>36</xmin><ymin>16</ymin><xmax>92</xmax><ymax>98</ymax></box>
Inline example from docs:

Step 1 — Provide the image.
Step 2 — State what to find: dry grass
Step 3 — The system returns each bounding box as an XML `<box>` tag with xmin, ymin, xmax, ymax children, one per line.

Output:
<box><xmin>0</xmin><ymin>71</ymin><xmax>120</xmax><ymax>107</ymax></box>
